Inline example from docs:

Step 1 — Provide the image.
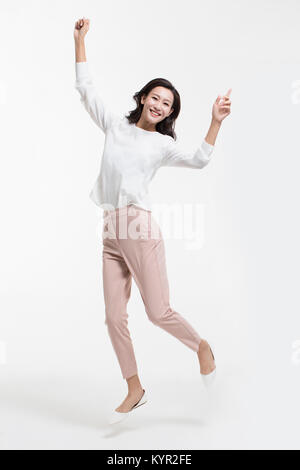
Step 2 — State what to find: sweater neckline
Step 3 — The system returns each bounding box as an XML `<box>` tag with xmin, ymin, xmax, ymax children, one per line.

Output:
<box><xmin>134</xmin><ymin>123</ymin><xmax>159</xmax><ymax>134</ymax></box>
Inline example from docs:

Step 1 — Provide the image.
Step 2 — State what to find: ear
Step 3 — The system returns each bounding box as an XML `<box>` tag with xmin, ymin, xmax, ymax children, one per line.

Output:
<box><xmin>141</xmin><ymin>94</ymin><xmax>146</xmax><ymax>105</ymax></box>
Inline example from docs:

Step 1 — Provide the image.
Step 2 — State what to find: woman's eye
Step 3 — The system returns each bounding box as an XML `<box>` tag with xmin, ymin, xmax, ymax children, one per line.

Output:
<box><xmin>152</xmin><ymin>96</ymin><xmax>169</xmax><ymax>106</ymax></box>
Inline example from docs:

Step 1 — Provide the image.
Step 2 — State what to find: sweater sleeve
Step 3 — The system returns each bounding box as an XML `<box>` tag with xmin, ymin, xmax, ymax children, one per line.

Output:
<box><xmin>161</xmin><ymin>136</ymin><xmax>214</xmax><ymax>169</ymax></box>
<box><xmin>74</xmin><ymin>61</ymin><xmax>120</xmax><ymax>133</ymax></box>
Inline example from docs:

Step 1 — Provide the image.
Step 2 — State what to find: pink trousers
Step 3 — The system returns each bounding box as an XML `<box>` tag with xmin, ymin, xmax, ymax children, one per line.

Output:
<box><xmin>102</xmin><ymin>204</ymin><xmax>202</xmax><ymax>379</ymax></box>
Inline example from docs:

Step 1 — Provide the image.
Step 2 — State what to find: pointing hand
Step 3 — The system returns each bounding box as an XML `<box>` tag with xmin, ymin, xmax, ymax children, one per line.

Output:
<box><xmin>212</xmin><ymin>88</ymin><xmax>232</xmax><ymax>123</ymax></box>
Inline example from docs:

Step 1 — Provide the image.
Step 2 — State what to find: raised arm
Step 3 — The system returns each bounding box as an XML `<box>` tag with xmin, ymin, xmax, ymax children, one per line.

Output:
<box><xmin>74</xmin><ymin>17</ymin><xmax>87</xmax><ymax>61</ymax></box>
<box><xmin>161</xmin><ymin>88</ymin><xmax>232</xmax><ymax>168</ymax></box>
<box><xmin>204</xmin><ymin>88</ymin><xmax>232</xmax><ymax>145</ymax></box>
<box><xmin>73</xmin><ymin>18</ymin><xmax>120</xmax><ymax>133</ymax></box>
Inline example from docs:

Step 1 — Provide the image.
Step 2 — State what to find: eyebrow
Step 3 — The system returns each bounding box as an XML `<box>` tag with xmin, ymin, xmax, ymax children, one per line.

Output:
<box><xmin>152</xmin><ymin>93</ymin><xmax>172</xmax><ymax>104</ymax></box>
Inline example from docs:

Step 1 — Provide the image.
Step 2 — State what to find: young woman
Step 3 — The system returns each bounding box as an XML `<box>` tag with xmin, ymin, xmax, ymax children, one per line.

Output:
<box><xmin>74</xmin><ymin>17</ymin><xmax>231</xmax><ymax>425</ymax></box>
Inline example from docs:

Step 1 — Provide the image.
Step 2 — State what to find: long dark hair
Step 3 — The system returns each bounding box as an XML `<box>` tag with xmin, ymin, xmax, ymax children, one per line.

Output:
<box><xmin>125</xmin><ymin>78</ymin><xmax>181</xmax><ymax>140</ymax></box>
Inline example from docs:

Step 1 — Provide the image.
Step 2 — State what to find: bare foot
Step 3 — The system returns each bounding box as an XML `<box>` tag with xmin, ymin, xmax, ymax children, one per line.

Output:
<box><xmin>115</xmin><ymin>388</ymin><xmax>144</xmax><ymax>413</ymax></box>
<box><xmin>197</xmin><ymin>339</ymin><xmax>216</xmax><ymax>375</ymax></box>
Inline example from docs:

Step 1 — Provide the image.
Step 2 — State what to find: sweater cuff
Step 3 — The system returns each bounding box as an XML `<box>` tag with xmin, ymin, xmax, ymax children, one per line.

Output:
<box><xmin>201</xmin><ymin>139</ymin><xmax>214</xmax><ymax>157</ymax></box>
<box><xmin>75</xmin><ymin>61</ymin><xmax>89</xmax><ymax>80</ymax></box>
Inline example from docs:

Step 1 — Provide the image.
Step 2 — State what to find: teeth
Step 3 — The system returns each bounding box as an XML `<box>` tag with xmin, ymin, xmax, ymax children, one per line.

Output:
<box><xmin>150</xmin><ymin>109</ymin><xmax>160</xmax><ymax>116</ymax></box>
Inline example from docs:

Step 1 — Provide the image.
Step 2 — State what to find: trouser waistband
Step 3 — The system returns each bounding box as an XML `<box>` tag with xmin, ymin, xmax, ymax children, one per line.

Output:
<box><xmin>103</xmin><ymin>204</ymin><xmax>151</xmax><ymax>218</ymax></box>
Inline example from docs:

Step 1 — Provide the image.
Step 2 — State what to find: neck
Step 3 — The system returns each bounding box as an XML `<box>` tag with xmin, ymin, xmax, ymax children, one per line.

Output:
<box><xmin>135</xmin><ymin>118</ymin><xmax>157</xmax><ymax>132</ymax></box>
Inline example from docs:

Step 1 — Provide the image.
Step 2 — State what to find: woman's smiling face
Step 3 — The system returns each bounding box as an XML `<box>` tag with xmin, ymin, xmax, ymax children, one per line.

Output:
<box><xmin>141</xmin><ymin>86</ymin><xmax>174</xmax><ymax>125</ymax></box>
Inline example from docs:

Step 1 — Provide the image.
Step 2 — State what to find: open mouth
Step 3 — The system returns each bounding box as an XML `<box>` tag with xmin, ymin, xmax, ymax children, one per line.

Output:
<box><xmin>150</xmin><ymin>109</ymin><xmax>161</xmax><ymax>117</ymax></box>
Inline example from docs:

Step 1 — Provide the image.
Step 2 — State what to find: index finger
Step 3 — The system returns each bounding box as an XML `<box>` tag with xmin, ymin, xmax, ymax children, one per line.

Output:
<box><xmin>225</xmin><ymin>88</ymin><xmax>232</xmax><ymax>98</ymax></box>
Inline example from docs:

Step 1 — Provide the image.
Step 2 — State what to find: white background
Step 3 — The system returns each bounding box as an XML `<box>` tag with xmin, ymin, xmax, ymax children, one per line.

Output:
<box><xmin>0</xmin><ymin>0</ymin><xmax>299</xmax><ymax>450</ymax></box>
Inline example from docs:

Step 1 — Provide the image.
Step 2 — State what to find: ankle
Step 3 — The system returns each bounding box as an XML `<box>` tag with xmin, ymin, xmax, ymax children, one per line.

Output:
<box><xmin>198</xmin><ymin>339</ymin><xmax>209</xmax><ymax>354</ymax></box>
<box><xmin>128</xmin><ymin>386</ymin><xmax>143</xmax><ymax>397</ymax></box>
<box><xmin>126</xmin><ymin>374</ymin><xmax>143</xmax><ymax>395</ymax></box>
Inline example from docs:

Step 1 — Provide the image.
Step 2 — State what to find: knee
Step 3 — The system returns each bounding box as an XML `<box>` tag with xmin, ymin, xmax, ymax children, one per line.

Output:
<box><xmin>148</xmin><ymin>306</ymin><xmax>173</xmax><ymax>326</ymax></box>
<box><xmin>104</xmin><ymin>309</ymin><xmax>128</xmax><ymax>329</ymax></box>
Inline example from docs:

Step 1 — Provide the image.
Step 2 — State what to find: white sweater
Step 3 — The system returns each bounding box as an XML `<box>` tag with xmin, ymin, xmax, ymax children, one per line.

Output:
<box><xmin>74</xmin><ymin>61</ymin><xmax>214</xmax><ymax>211</ymax></box>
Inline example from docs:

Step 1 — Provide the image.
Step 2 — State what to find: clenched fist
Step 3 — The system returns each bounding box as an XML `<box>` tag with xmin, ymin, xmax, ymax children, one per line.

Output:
<box><xmin>74</xmin><ymin>17</ymin><xmax>90</xmax><ymax>40</ymax></box>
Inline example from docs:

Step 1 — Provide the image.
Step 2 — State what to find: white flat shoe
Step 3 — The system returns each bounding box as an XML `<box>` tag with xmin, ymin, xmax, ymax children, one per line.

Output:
<box><xmin>108</xmin><ymin>389</ymin><xmax>148</xmax><ymax>425</ymax></box>
<box><xmin>201</xmin><ymin>344</ymin><xmax>216</xmax><ymax>388</ymax></box>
